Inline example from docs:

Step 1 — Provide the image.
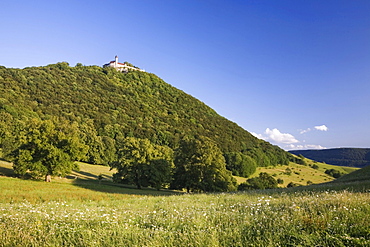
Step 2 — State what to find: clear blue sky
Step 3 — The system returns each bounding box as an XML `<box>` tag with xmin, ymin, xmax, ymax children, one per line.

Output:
<box><xmin>1</xmin><ymin>0</ymin><xmax>370</xmax><ymax>150</ymax></box>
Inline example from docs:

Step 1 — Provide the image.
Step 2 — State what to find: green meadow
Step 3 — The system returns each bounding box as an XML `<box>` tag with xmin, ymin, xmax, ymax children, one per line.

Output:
<box><xmin>1</xmin><ymin>160</ymin><xmax>369</xmax><ymax>246</ymax></box>
<box><xmin>231</xmin><ymin>157</ymin><xmax>358</xmax><ymax>187</ymax></box>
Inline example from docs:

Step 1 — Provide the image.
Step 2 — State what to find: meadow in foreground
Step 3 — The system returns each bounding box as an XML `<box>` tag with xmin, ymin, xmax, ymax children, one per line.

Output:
<box><xmin>1</xmin><ymin>186</ymin><xmax>369</xmax><ymax>246</ymax></box>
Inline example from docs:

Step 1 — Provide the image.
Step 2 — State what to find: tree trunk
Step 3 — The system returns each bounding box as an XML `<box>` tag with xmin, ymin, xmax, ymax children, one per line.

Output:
<box><xmin>45</xmin><ymin>175</ymin><xmax>52</xmax><ymax>182</ymax></box>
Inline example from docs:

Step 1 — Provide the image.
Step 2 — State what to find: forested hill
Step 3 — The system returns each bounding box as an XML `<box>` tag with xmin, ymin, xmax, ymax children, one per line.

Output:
<box><xmin>289</xmin><ymin>148</ymin><xmax>370</xmax><ymax>168</ymax></box>
<box><xmin>0</xmin><ymin>62</ymin><xmax>289</xmax><ymax>167</ymax></box>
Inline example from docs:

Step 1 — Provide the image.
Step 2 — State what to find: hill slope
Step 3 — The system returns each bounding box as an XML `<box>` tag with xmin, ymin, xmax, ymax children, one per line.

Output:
<box><xmin>0</xmin><ymin>62</ymin><xmax>289</xmax><ymax>167</ymax></box>
<box><xmin>289</xmin><ymin>148</ymin><xmax>370</xmax><ymax>168</ymax></box>
<box><xmin>331</xmin><ymin>164</ymin><xmax>370</xmax><ymax>183</ymax></box>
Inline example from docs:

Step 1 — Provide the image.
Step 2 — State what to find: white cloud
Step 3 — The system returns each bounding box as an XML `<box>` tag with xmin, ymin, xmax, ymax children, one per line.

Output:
<box><xmin>314</xmin><ymin>125</ymin><xmax>328</xmax><ymax>131</ymax></box>
<box><xmin>286</xmin><ymin>144</ymin><xmax>326</xmax><ymax>150</ymax></box>
<box><xmin>265</xmin><ymin>128</ymin><xmax>299</xmax><ymax>144</ymax></box>
<box><xmin>251</xmin><ymin>127</ymin><xmax>327</xmax><ymax>151</ymax></box>
<box><xmin>251</xmin><ymin>132</ymin><xmax>265</xmax><ymax>140</ymax></box>
<box><xmin>299</xmin><ymin>128</ymin><xmax>311</xmax><ymax>134</ymax></box>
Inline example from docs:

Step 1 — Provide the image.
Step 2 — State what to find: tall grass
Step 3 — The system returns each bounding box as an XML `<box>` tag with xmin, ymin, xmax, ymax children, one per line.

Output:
<box><xmin>1</xmin><ymin>187</ymin><xmax>369</xmax><ymax>246</ymax></box>
<box><xmin>1</xmin><ymin>160</ymin><xmax>369</xmax><ymax>246</ymax></box>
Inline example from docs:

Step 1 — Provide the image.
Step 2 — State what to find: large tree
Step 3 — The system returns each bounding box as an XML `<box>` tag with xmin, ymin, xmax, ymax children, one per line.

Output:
<box><xmin>238</xmin><ymin>172</ymin><xmax>278</xmax><ymax>190</ymax></box>
<box><xmin>8</xmin><ymin>118</ymin><xmax>88</xmax><ymax>181</ymax></box>
<box><xmin>110</xmin><ymin>137</ymin><xmax>174</xmax><ymax>190</ymax></box>
<box><xmin>224</xmin><ymin>152</ymin><xmax>257</xmax><ymax>177</ymax></box>
<box><xmin>171</xmin><ymin>136</ymin><xmax>237</xmax><ymax>192</ymax></box>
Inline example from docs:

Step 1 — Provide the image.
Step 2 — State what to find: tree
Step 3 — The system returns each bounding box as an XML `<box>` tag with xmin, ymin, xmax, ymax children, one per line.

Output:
<box><xmin>325</xmin><ymin>168</ymin><xmax>343</xmax><ymax>178</ymax></box>
<box><xmin>147</xmin><ymin>158</ymin><xmax>173</xmax><ymax>190</ymax></box>
<box><xmin>238</xmin><ymin>172</ymin><xmax>278</xmax><ymax>190</ymax></box>
<box><xmin>224</xmin><ymin>152</ymin><xmax>257</xmax><ymax>177</ymax></box>
<box><xmin>0</xmin><ymin>112</ymin><xmax>14</xmax><ymax>151</ymax></box>
<box><xmin>79</xmin><ymin>120</ymin><xmax>109</xmax><ymax>165</ymax></box>
<box><xmin>110</xmin><ymin>137</ymin><xmax>174</xmax><ymax>190</ymax></box>
<box><xmin>311</xmin><ymin>164</ymin><xmax>319</xmax><ymax>169</ymax></box>
<box><xmin>7</xmin><ymin>118</ymin><xmax>88</xmax><ymax>181</ymax></box>
<box><xmin>287</xmin><ymin>182</ymin><xmax>299</xmax><ymax>188</ymax></box>
<box><xmin>171</xmin><ymin>136</ymin><xmax>237</xmax><ymax>192</ymax></box>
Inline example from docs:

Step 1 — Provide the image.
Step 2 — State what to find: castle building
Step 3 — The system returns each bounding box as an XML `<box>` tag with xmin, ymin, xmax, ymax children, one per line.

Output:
<box><xmin>104</xmin><ymin>56</ymin><xmax>145</xmax><ymax>72</ymax></box>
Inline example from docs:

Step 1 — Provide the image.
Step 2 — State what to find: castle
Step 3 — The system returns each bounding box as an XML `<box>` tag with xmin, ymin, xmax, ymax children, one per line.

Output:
<box><xmin>104</xmin><ymin>56</ymin><xmax>145</xmax><ymax>72</ymax></box>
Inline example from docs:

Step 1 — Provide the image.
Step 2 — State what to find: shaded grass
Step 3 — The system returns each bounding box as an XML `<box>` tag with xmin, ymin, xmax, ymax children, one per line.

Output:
<box><xmin>0</xmin><ymin>160</ymin><xmax>15</xmax><ymax>177</ymax></box>
<box><xmin>70</xmin><ymin>162</ymin><xmax>114</xmax><ymax>180</ymax></box>
<box><xmin>0</xmin><ymin>176</ymin><xmax>179</xmax><ymax>203</ymax></box>
<box><xmin>333</xmin><ymin>164</ymin><xmax>370</xmax><ymax>183</ymax></box>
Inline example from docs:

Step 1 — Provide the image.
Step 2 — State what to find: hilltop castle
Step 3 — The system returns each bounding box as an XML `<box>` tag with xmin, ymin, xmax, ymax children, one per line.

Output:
<box><xmin>104</xmin><ymin>56</ymin><xmax>145</xmax><ymax>73</ymax></box>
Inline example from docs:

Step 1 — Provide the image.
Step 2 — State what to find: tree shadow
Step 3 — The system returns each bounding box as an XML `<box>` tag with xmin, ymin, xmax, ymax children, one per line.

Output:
<box><xmin>0</xmin><ymin>166</ymin><xmax>16</xmax><ymax>177</ymax></box>
<box><xmin>71</xmin><ymin>178</ymin><xmax>182</xmax><ymax>196</ymax></box>
<box><xmin>0</xmin><ymin>159</ymin><xmax>17</xmax><ymax>177</ymax></box>
<box><xmin>67</xmin><ymin>170</ymin><xmax>106</xmax><ymax>180</ymax></box>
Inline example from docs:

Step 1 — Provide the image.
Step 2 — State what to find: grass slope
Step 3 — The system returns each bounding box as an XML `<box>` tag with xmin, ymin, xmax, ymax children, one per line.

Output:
<box><xmin>0</xmin><ymin>157</ymin><xmax>360</xmax><ymax>204</ymax></box>
<box><xmin>0</xmin><ymin>161</ymin><xmax>178</xmax><ymax>203</ymax></box>
<box><xmin>236</xmin><ymin>158</ymin><xmax>358</xmax><ymax>187</ymax></box>
<box><xmin>332</xmin><ymin>164</ymin><xmax>370</xmax><ymax>183</ymax></box>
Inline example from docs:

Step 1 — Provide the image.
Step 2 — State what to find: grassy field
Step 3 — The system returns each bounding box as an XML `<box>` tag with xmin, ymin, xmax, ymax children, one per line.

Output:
<box><xmin>1</xmin><ymin>160</ymin><xmax>369</xmax><ymax>246</ymax></box>
<box><xmin>1</xmin><ymin>184</ymin><xmax>369</xmax><ymax>246</ymax></box>
<box><xmin>235</xmin><ymin>158</ymin><xmax>358</xmax><ymax>187</ymax></box>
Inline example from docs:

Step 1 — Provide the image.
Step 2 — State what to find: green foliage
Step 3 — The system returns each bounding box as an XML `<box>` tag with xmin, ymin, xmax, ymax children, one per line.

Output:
<box><xmin>224</xmin><ymin>152</ymin><xmax>257</xmax><ymax>177</ymax></box>
<box><xmin>287</xmin><ymin>181</ymin><xmax>299</xmax><ymax>187</ymax></box>
<box><xmin>0</xmin><ymin>64</ymin><xmax>290</xmax><ymax>168</ymax></box>
<box><xmin>311</xmin><ymin>164</ymin><xmax>319</xmax><ymax>169</ymax></box>
<box><xmin>325</xmin><ymin>168</ymin><xmax>343</xmax><ymax>178</ymax></box>
<box><xmin>238</xmin><ymin>172</ymin><xmax>278</xmax><ymax>190</ymax></box>
<box><xmin>6</xmin><ymin>118</ymin><xmax>88</xmax><ymax>181</ymax></box>
<box><xmin>172</xmin><ymin>136</ymin><xmax>237</xmax><ymax>192</ymax></box>
<box><xmin>295</xmin><ymin>157</ymin><xmax>307</xmax><ymax>165</ymax></box>
<box><xmin>110</xmin><ymin>137</ymin><xmax>174</xmax><ymax>190</ymax></box>
<box><xmin>285</xmin><ymin>167</ymin><xmax>292</xmax><ymax>175</ymax></box>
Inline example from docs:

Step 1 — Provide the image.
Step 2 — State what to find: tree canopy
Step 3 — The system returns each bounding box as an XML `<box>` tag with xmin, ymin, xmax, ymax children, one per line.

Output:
<box><xmin>171</xmin><ymin>137</ymin><xmax>237</xmax><ymax>192</ymax></box>
<box><xmin>0</xmin><ymin>63</ymin><xmax>292</xmax><ymax>169</ymax></box>
<box><xmin>238</xmin><ymin>172</ymin><xmax>278</xmax><ymax>190</ymax></box>
<box><xmin>110</xmin><ymin>137</ymin><xmax>174</xmax><ymax>190</ymax></box>
<box><xmin>224</xmin><ymin>152</ymin><xmax>257</xmax><ymax>177</ymax></box>
<box><xmin>0</xmin><ymin>63</ymin><xmax>299</xmax><ymax>189</ymax></box>
<box><xmin>7</xmin><ymin>118</ymin><xmax>87</xmax><ymax>181</ymax></box>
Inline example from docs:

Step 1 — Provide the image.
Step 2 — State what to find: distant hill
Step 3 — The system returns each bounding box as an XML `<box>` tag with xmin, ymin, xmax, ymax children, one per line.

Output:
<box><xmin>289</xmin><ymin>148</ymin><xmax>370</xmax><ymax>168</ymax></box>
<box><xmin>0</xmin><ymin>62</ymin><xmax>291</xmax><ymax>167</ymax></box>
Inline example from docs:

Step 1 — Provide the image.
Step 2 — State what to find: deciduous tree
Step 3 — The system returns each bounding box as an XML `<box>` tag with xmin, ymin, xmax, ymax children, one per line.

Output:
<box><xmin>224</xmin><ymin>152</ymin><xmax>257</xmax><ymax>177</ymax></box>
<box><xmin>172</xmin><ymin>136</ymin><xmax>237</xmax><ymax>192</ymax></box>
<box><xmin>8</xmin><ymin>118</ymin><xmax>88</xmax><ymax>181</ymax></box>
<box><xmin>238</xmin><ymin>172</ymin><xmax>278</xmax><ymax>190</ymax></box>
<box><xmin>110</xmin><ymin>137</ymin><xmax>174</xmax><ymax>190</ymax></box>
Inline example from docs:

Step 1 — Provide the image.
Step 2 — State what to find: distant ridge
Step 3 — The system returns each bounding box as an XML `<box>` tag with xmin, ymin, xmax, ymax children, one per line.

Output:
<box><xmin>289</xmin><ymin>148</ymin><xmax>370</xmax><ymax>168</ymax></box>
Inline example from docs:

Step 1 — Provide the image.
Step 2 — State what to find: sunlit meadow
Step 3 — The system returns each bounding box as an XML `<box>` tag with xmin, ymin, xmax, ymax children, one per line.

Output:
<box><xmin>1</xmin><ymin>187</ymin><xmax>370</xmax><ymax>246</ymax></box>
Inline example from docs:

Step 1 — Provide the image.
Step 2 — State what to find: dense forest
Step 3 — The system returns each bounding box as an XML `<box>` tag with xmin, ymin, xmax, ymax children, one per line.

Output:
<box><xmin>0</xmin><ymin>62</ymin><xmax>294</xmax><ymax>191</ymax></box>
<box><xmin>289</xmin><ymin>148</ymin><xmax>370</xmax><ymax>168</ymax></box>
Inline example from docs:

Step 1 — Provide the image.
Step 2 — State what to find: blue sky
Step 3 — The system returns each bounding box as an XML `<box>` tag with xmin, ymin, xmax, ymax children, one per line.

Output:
<box><xmin>1</xmin><ymin>0</ymin><xmax>370</xmax><ymax>150</ymax></box>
